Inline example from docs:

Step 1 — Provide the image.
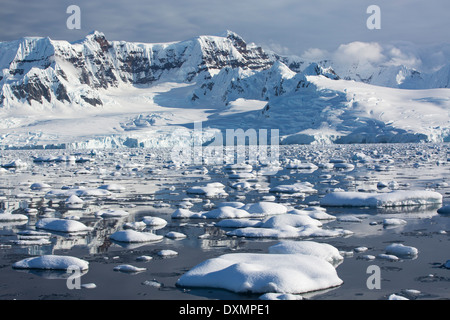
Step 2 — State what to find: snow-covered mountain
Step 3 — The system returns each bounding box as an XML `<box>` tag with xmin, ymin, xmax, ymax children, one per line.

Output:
<box><xmin>0</xmin><ymin>30</ymin><xmax>273</xmax><ymax>109</ymax></box>
<box><xmin>0</xmin><ymin>31</ymin><xmax>449</xmax><ymax>149</ymax></box>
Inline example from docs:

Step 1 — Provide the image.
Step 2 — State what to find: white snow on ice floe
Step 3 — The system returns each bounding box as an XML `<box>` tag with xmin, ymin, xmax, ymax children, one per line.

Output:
<box><xmin>141</xmin><ymin>216</ymin><xmax>168</xmax><ymax>227</ymax></box>
<box><xmin>259</xmin><ymin>293</ymin><xmax>303</xmax><ymax>300</ymax></box>
<box><xmin>268</xmin><ymin>241</ymin><xmax>343</xmax><ymax>265</ymax></box>
<box><xmin>157</xmin><ymin>249</ymin><xmax>178</xmax><ymax>257</ymax></box>
<box><xmin>0</xmin><ymin>213</ymin><xmax>28</xmax><ymax>222</ymax></box>
<box><xmin>320</xmin><ymin>190</ymin><xmax>442</xmax><ymax>207</ymax></box>
<box><xmin>176</xmin><ymin>252</ymin><xmax>343</xmax><ymax>294</ymax></box>
<box><xmin>269</xmin><ymin>182</ymin><xmax>317</xmax><ymax>194</ymax></box>
<box><xmin>186</xmin><ymin>182</ymin><xmax>228</xmax><ymax>198</ymax></box>
<box><xmin>12</xmin><ymin>255</ymin><xmax>89</xmax><ymax>270</ymax></box>
<box><xmin>113</xmin><ymin>264</ymin><xmax>147</xmax><ymax>273</ymax></box>
<box><xmin>95</xmin><ymin>209</ymin><xmax>130</xmax><ymax>218</ymax></box>
<box><xmin>36</xmin><ymin>218</ymin><xmax>93</xmax><ymax>233</ymax></box>
<box><xmin>385</xmin><ymin>243</ymin><xmax>418</xmax><ymax>257</ymax></box>
<box><xmin>172</xmin><ymin>202</ymin><xmax>288</xmax><ymax>220</ymax></box>
<box><xmin>110</xmin><ymin>230</ymin><xmax>163</xmax><ymax>243</ymax></box>
<box><xmin>383</xmin><ymin>218</ymin><xmax>407</xmax><ymax>226</ymax></box>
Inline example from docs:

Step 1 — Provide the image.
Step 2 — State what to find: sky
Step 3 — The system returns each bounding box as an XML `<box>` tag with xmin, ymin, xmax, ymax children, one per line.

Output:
<box><xmin>1</xmin><ymin>0</ymin><xmax>449</xmax><ymax>59</ymax></box>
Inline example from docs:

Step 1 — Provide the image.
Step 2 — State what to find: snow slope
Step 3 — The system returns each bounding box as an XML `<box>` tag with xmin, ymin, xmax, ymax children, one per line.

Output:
<box><xmin>1</xmin><ymin>31</ymin><xmax>450</xmax><ymax>148</ymax></box>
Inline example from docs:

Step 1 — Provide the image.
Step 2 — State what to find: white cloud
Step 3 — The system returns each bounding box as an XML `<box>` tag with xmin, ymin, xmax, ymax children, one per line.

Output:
<box><xmin>333</xmin><ymin>41</ymin><xmax>385</xmax><ymax>65</ymax></box>
<box><xmin>300</xmin><ymin>48</ymin><xmax>329</xmax><ymax>61</ymax></box>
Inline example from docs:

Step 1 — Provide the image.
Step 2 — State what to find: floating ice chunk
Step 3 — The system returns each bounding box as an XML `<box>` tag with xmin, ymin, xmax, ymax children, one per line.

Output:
<box><xmin>176</xmin><ymin>253</ymin><xmax>343</xmax><ymax>294</ymax></box>
<box><xmin>360</xmin><ymin>255</ymin><xmax>376</xmax><ymax>261</ymax></box>
<box><xmin>157</xmin><ymin>249</ymin><xmax>178</xmax><ymax>257</ymax></box>
<box><xmin>165</xmin><ymin>231</ymin><xmax>187</xmax><ymax>239</ymax></box>
<box><xmin>377</xmin><ymin>254</ymin><xmax>399</xmax><ymax>261</ymax></box>
<box><xmin>270</xmin><ymin>182</ymin><xmax>316</xmax><ymax>194</ymax></box>
<box><xmin>268</xmin><ymin>241</ymin><xmax>343</xmax><ymax>264</ymax></box>
<box><xmin>444</xmin><ymin>260</ymin><xmax>450</xmax><ymax>269</ymax></box>
<box><xmin>383</xmin><ymin>218</ymin><xmax>407</xmax><ymax>226</ymax></box>
<box><xmin>12</xmin><ymin>255</ymin><xmax>89</xmax><ymax>271</ymax></box>
<box><xmin>65</xmin><ymin>195</ymin><xmax>84</xmax><ymax>204</ymax></box>
<box><xmin>113</xmin><ymin>264</ymin><xmax>147</xmax><ymax>273</ymax></box>
<box><xmin>388</xmin><ymin>294</ymin><xmax>409</xmax><ymax>300</ymax></box>
<box><xmin>337</xmin><ymin>215</ymin><xmax>362</xmax><ymax>223</ymax></box>
<box><xmin>260</xmin><ymin>215</ymin><xmax>322</xmax><ymax>229</ymax></box>
<box><xmin>227</xmin><ymin>224</ymin><xmax>352</xmax><ymax>239</ymax></box>
<box><xmin>242</xmin><ymin>202</ymin><xmax>288</xmax><ymax>216</ymax></box>
<box><xmin>0</xmin><ymin>213</ymin><xmax>28</xmax><ymax>222</ymax></box>
<box><xmin>10</xmin><ymin>238</ymin><xmax>52</xmax><ymax>246</ymax></box>
<box><xmin>30</xmin><ymin>183</ymin><xmax>51</xmax><ymax>190</ymax></box>
<box><xmin>142</xmin><ymin>279</ymin><xmax>163</xmax><ymax>287</ymax></box>
<box><xmin>354</xmin><ymin>246</ymin><xmax>368</xmax><ymax>253</ymax></box>
<box><xmin>228</xmin><ymin>172</ymin><xmax>256</xmax><ymax>180</ymax></box>
<box><xmin>385</xmin><ymin>243</ymin><xmax>418</xmax><ymax>257</ymax></box>
<box><xmin>110</xmin><ymin>230</ymin><xmax>163</xmax><ymax>243</ymax></box>
<box><xmin>187</xmin><ymin>182</ymin><xmax>227</xmax><ymax>197</ymax></box>
<box><xmin>123</xmin><ymin>221</ymin><xmax>147</xmax><ymax>230</ymax></box>
<box><xmin>259</xmin><ymin>293</ymin><xmax>303</xmax><ymax>300</ymax></box>
<box><xmin>81</xmin><ymin>283</ymin><xmax>96</xmax><ymax>289</ymax></box>
<box><xmin>98</xmin><ymin>184</ymin><xmax>125</xmax><ymax>192</ymax></box>
<box><xmin>333</xmin><ymin>163</ymin><xmax>355</xmax><ymax>171</ymax></box>
<box><xmin>171</xmin><ymin>208</ymin><xmax>205</xmax><ymax>219</ymax></box>
<box><xmin>136</xmin><ymin>255</ymin><xmax>153</xmax><ymax>262</ymax></box>
<box><xmin>217</xmin><ymin>202</ymin><xmax>245</xmax><ymax>208</ymax></box>
<box><xmin>95</xmin><ymin>209</ymin><xmax>130</xmax><ymax>218</ymax></box>
<box><xmin>141</xmin><ymin>216</ymin><xmax>168</xmax><ymax>227</ymax></box>
<box><xmin>36</xmin><ymin>218</ymin><xmax>92</xmax><ymax>233</ymax></box>
<box><xmin>321</xmin><ymin>190</ymin><xmax>443</xmax><ymax>207</ymax></box>
<box><xmin>289</xmin><ymin>208</ymin><xmax>336</xmax><ymax>220</ymax></box>
<box><xmin>203</xmin><ymin>206</ymin><xmax>251</xmax><ymax>219</ymax></box>
<box><xmin>2</xmin><ymin>159</ymin><xmax>28</xmax><ymax>169</ymax></box>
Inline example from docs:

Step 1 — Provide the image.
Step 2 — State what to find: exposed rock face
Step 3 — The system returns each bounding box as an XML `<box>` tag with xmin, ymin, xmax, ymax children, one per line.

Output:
<box><xmin>0</xmin><ymin>30</ymin><xmax>274</xmax><ymax>108</ymax></box>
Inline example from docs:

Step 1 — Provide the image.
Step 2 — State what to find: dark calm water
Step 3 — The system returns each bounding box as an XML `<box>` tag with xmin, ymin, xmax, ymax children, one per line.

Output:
<box><xmin>0</xmin><ymin>143</ymin><xmax>449</xmax><ymax>300</ymax></box>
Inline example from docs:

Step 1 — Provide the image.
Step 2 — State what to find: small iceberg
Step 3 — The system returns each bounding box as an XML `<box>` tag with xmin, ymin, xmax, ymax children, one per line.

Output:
<box><xmin>176</xmin><ymin>252</ymin><xmax>343</xmax><ymax>294</ymax></box>
<box><xmin>12</xmin><ymin>255</ymin><xmax>89</xmax><ymax>271</ymax></box>
<box><xmin>110</xmin><ymin>229</ymin><xmax>163</xmax><ymax>243</ymax></box>
<box><xmin>320</xmin><ymin>190</ymin><xmax>442</xmax><ymax>207</ymax></box>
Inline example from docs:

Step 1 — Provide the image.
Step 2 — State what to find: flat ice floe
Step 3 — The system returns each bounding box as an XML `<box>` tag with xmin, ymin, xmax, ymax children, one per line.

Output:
<box><xmin>225</xmin><ymin>212</ymin><xmax>352</xmax><ymax>239</ymax></box>
<box><xmin>385</xmin><ymin>243</ymin><xmax>419</xmax><ymax>257</ymax></box>
<box><xmin>113</xmin><ymin>264</ymin><xmax>147</xmax><ymax>273</ymax></box>
<box><xmin>110</xmin><ymin>230</ymin><xmax>163</xmax><ymax>243</ymax></box>
<box><xmin>268</xmin><ymin>241</ymin><xmax>344</xmax><ymax>265</ymax></box>
<box><xmin>12</xmin><ymin>255</ymin><xmax>89</xmax><ymax>271</ymax></box>
<box><xmin>320</xmin><ymin>190</ymin><xmax>443</xmax><ymax>207</ymax></box>
<box><xmin>186</xmin><ymin>182</ymin><xmax>228</xmax><ymax>198</ymax></box>
<box><xmin>176</xmin><ymin>252</ymin><xmax>343</xmax><ymax>294</ymax></box>
<box><xmin>0</xmin><ymin>213</ymin><xmax>28</xmax><ymax>222</ymax></box>
<box><xmin>172</xmin><ymin>202</ymin><xmax>288</xmax><ymax>219</ymax></box>
<box><xmin>36</xmin><ymin>218</ymin><xmax>93</xmax><ymax>233</ymax></box>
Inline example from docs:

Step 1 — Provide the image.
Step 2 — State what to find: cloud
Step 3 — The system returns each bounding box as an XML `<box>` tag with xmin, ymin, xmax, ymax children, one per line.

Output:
<box><xmin>333</xmin><ymin>41</ymin><xmax>385</xmax><ymax>65</ymax></box>
<box><xmin>300</xmin><ymin>48</ymin><xmax>329</xmax><ymax>61</ymax></box>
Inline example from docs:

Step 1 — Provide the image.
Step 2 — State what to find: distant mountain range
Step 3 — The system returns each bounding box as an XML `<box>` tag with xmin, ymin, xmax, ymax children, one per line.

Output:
<box><xmin>0</xmin><ymin>31</ymin><xmax>449</xmax><ymax>148</ymax></box>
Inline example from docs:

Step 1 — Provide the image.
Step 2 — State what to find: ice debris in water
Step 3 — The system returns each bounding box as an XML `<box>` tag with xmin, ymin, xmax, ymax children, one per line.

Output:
<box><xmin>110</xmin><ymin>230</ymin><xmax>163</xmax><ymax>243</ymax></box>
<box><xmin>321</xmin><ymin>190</ymin><xmax>443</xmax><ymax>207</ymax></box>
<box><xmin>36</xmin><ymin>218</ymin><xmax>93</xmax><ymax>233</ymax></box>
<box><xmin>113</xmin><ymin>264</ymin><xmax>147</xmax><ymax>273</ymax></box>
<box><xmin>176</xmin><ymin>252</ymin><xmax>343</xmax><ymax>294</ymax></box>
<box><xmin>13</xmin><ymin>255</ymin><xmax>89</xmax><ymax>271</ymax></box>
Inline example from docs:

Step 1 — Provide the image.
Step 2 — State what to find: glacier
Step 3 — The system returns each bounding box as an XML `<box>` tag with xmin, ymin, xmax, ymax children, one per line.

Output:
<box><xmin>0</xmin><ymin>30</ymin><xmax>450</xmax><ymax>149</ymax></box>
